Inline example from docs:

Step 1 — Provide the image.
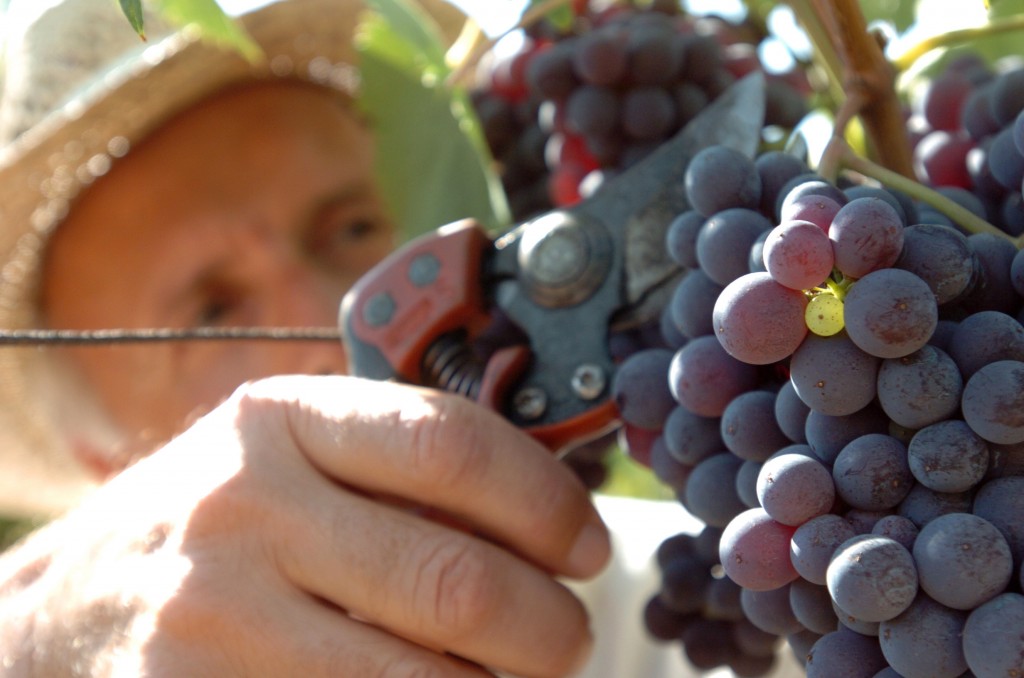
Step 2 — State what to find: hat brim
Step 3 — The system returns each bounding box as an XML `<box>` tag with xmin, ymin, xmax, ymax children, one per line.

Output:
<box><xmin>0</xmin><ymin>0</ymin><xmax>467</xmax><ymax>517</ymax></box>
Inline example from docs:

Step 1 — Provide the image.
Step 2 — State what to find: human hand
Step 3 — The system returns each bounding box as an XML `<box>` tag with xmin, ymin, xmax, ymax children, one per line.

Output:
<box><xmin>0</xmin><ymin>375</ymin><xmax>610</xmax><ymax>677</ymax></box>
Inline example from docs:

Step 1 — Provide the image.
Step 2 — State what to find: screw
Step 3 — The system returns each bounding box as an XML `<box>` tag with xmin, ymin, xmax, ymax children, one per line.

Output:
<box><xmin>513</xmin><ymin>387</ymin><xmax>547</xmax><ymax>421</ymax></box>
<box><xmin>571</xmin><ymin>364</ymin><xmax>606</xmax><ymax>401</ymax></box>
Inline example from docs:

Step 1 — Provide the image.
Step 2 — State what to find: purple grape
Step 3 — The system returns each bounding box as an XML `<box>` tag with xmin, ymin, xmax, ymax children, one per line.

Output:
<box><xmin>870</xmin><ymin>515</ymin><xmax>919</xmax><ymax>551</ymax></box>
<box><xmin>832</xmin><ymin>597</ymin><xmax>880</xmax><ymax>637</ymax></box>
<box><xmin>669</xmin><ymin>335</ymin><xmax>758</xmax><ymax>417</ymax></box>
<box><xmin>703</xmin><ymin>575</ymin><xmax>744</xmax><ymax>622</ymax></box>
<box><xmin>779</xmin><ymin>177</ymin><xmax>848</xmax><ymax>224</ymax></box>
<box><xmin>987</xmin><ymin>66</ymin><xmax>1024</xmax><ymax>125</ymax></box>
<box><xmin>843</xmin><ymin>268</ymin><xmax>938</xmax><ymax>360</ymax></box>
<box><xmin>962</xmin><ymin>592</ymin><xmax>1024</xmax><ymax>677</ymax></box>
<box><xmin>774</xmin><ymin>380</ymin><xmax>810</xmax><ymax>443</ymax></box>
<box><xmin>611</xmin><ymin>347</ymin><xmax>676</xmax><ymax>430</ymax></box>
<box><xmin>664</xmin><ymin>209</ymin><xmax>704</xmax><ymax>268</ymax></box>
<box><xmin>893</xmin><ymin>223</ymin><xmax>973</xmax><ymax>305</ymax></box>
<box><xmin>696</xmin><ymin>208</ymin><xmax>773</xmax><ymax>286</ymax></box>
<box><xmin>829</xmin><ymin>197</ymin><xmax>904</xmax><ymax>279</ymax></box>
<box><xmin>897</xmin><ymin>484</ymin><xmax>974</xmax><ymax>528</ymax></box>
<box><xmin>659</xmin><ymin>554</ymin><xmax>712</xmax><ymax>613</ymax></box>
<box><xmin>956</xmin><ymin>232</ymin><xmax>1020</xmax><ymax>315</ymax></box>
<box><xmin>740</xmin><ymin>584</ymin><xmax>804</xmax><ymax>635</ymax></box>
<box><xmin>525</xmin><ymin>42</ymin><xmax>578</xmax><ymax>100</ymax></box>
<box><xmin>790</xmin><ymin>513</ymin><xmax>858</xmax><ymax>585</ymax></box>
<box><xmin>990</xmin><ymin>125</ymin><xmax>1024</xmax><ymax>189</ymax></box>
<box><xmin>720</xmin><ymin>390</ymin><xmax>791</xmax><ymax>462</ymax></box>
<box><xmin>805</xmin><ymin>627</ymin><xmax>888</xmax><ymax>678</ymax></box>
<box><xmin>779</xmin><ymin>193</ymin><xmax>842</xmax><ymax>235</ymax></box>
<box><xmin>827</xmin><ymin>535</ymin><xmax>918</xmax><ymax>623</ymax></box>
<box><xmin>832</xmin><ymin>434</ymin><xmax>914</xmax><ymax>511</ymax></box>
<box><xmin>804</xmin><ymin>405</ymin><xmax>890</xmax><ymax>466</ymax></box>
<box><xmin>789</xmin><ymin>332</ymin><xmax>880</xmax><ymax>416</ymax></box>
<box><xmin>643</xmin><ymin>594</ymin><xmax>695</xmax><ymax>641</ymax></box>
<box><xmin>733</xmin><ymin>618</ymin><xmax>782</xmax><ymax>658</ymax></box>
<box><xmin>685</xmin><ymin>453</ymin><xmax>747</xmax><ymax>528</ymax></box>
<box><xmin>624</xmin><ymin>23</ymin><xmax>680</xmax><ymax>86</ymax></box>
<box><xmin>789</xmin><ymin>578</ymin><xmax>839</xmax><ymax>635</ymax></box>
<box><xmin>973</xmin><ymin>476</ymin><xmax>1024</xmax><ymax>579</ymax></box>
<box><xmin>719</xmin><ymin>507</ymin><xmax>799</xmax><ymax>590</ymax></box>
<box><xmin>564</xmin><ymin>84</ymin><xmax>620</xmax><ymax>137</ymax></box>
<box><xmin>571</xmin><ymin>28</ymin><xmax>627</xmax><ymax>86</ymax></box>
<box><xmin>661</xmin><ymin>405</ymin><xmax>721</xmax><ymax>466</ymax></box>
<box><xmin>736</xmin><ymin>459</ymin><xmax>763</xmax><ymax>509</ymax></box>
<box><xmin>878</xmin><ymin>594</ymin><xmax>968</xmax><ymax>678</ymax></box>
<box><xmin>843</xmin><ymin>185</ymin><xmax>911</xmax><ymax>226</ymax></box>
<box><xmin>876</xmin><ymin>345</ymin><xmax>963</xmax><ymax>430</ymax></box>
<box><xmin>906</xmin><ymin>420</ymin><xmax>989</xmax><ymax>493</ymax></box>
<box><xmin>913</xmin><ymin>512</ymin><xmax>1012</xmax><ymax>610</ymax></box>
<box><xmin>713</xmin><ymin>272</ymin><xmax>809</xmax><ymax>366</ymax></box>
<box><xmin>684</xmin><ymin>145</ymin><xmax>762</xmax><ymax>217</ymax></box>
<box><xmin>762</xmin><ymin>219</ymin><xmax>835</xmax><ymax>290</ymax></box>
<box><xmin>681</xmin><ymin>617</ymin><xmax>734</xmax><ymax>670</ymax></box>
<box><xmin>755</xmin><ymin>150</ymin><xmax>811</xmax><ymax>219</ymax></box>
<box><xmin>961</xmin><ymin>359</ymin><xmax>1024</xmax><ymax>444</ymax></box>
<box><xmin>756</xmin><ymin>453</ymin><xmax>835</xmax><ymax>526</ymax></box>
<box><xmin>945</xmin><ymin>310</ymin><xmax>1024</xmax><ymax>380</ymax></box>
<box><xmin>1012</xmin><ymin>246</ymin><xmax>1024</xmax><ymax>296</ymax></box>
<box><xmin>621</xmin><ymin>86</ymin><xmax>676</xmax><ymax>141</ymax></box>
<box><xmin>668</xmin><ymin>268</ymin><xmax>722</xmax><ymax>339</ymax></box>
<box><xmin>650</xmin><ymin>436</ymin><xmax>693</xmax><ymax>491</ymax></box>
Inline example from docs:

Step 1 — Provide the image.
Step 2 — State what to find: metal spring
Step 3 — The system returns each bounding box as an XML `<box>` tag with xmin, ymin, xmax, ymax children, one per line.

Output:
<box><xmin>421</xmin><ymin>333</ymin><xmax>484</xmax><ymax>400</ymax></box>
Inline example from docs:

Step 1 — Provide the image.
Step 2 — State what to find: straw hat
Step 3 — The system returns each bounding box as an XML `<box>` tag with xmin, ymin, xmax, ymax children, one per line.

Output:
<box><xmin>0</xmin><ymin>0</ymin><xmax>469</xmax><ymax>517</ymax></box>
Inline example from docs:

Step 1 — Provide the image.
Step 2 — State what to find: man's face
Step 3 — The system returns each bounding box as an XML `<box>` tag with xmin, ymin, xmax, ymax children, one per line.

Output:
<box><xmin>41</xmin><ymin>80</ymin><xmax>396</xmax><ymax>458</ymax></box>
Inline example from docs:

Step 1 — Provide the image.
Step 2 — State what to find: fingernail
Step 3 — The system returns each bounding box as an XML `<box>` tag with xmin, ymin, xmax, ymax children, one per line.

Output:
<box><xmin>568</xmin><ymin>520</ymin><xmax>610</xmax><ymax>576</ymax></box>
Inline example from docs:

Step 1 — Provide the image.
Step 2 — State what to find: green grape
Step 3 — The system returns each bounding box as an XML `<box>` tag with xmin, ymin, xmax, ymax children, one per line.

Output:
<box><xmin>806</xmin><ymin>293</ymin><xmax>845</xmax><ymax>336</ymax></box>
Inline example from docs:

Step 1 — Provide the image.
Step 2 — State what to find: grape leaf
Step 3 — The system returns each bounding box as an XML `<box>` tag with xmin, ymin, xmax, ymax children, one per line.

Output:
<box><xmin>153</xmin><ymin>0</ymin><xmax>262</xmax><ymax>62</ymax></box>
<box><xmin>356</xmin><ymin>0</ymin><xmax>510</xmax><ymax>240</ymax></box>
<box><xmin>119</xmin><ymin>0</ymin><xmax>146</xmax><ymax>39</ymax></box>
<box><xmin>526</xmin><ymin>0</ymin><xmax>574</xmax><ymax>33</ymax></box>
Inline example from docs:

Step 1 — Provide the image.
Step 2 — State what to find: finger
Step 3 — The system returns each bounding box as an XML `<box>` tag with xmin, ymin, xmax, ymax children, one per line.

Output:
<box><xmin>151</xmin><ymin>565</ymin><xmax>496</xmax><ymax>678</ymax></box>
<box><xmin>271</xmin><ymin>479</ymin><xmax>595</xmax><ymax>678</ymax></box>
<box><xmin>241</xmin><ymin>375</ymin><xmax>611</xmax><ymax>580</ymax></box>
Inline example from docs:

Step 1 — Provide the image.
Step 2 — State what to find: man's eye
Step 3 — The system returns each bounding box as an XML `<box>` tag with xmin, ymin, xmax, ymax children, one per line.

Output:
<box><xmin>195</xmin><ymin>286</ymin><xmax>242</xmax><ymax>326</ymax></box>
<box><xmin>323</xmin><ymin>218</ymin><xmax>376</xmax><ymax>248</ymax></box>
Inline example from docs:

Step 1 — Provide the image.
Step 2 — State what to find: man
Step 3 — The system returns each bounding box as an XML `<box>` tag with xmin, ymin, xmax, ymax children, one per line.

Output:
<box><xmin>0</xmin><ymin>1</ymin><xmax>611</xmax><ymax>675</ymax></box>
<box><xmin>0</xmin><ymin>1</ymin><xmax>804</xmax><ymax>675</ymax></box>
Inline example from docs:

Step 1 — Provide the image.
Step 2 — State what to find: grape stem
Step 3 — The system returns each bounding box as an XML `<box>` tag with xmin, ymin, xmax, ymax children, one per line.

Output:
<box><xmin>890</xmin><ymin>15</ymin><xmax>1024</xmax><ymax>72</ymax></box>
<box><xmin>838</xmin><ymin>141</ymin><xmax>1023</xmax><ymax>248</ymax></box>
<box><xmin>792</xmin><ymin>0</ymin><xmax>915</xmax><ymax>178</ymax></box>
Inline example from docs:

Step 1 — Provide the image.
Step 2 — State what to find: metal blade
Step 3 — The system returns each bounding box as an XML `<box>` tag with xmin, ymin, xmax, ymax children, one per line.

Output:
<box><xmin>572</xmin><ymin>71</ymin><xmax>767</xmax><ymax>328</ymax></box>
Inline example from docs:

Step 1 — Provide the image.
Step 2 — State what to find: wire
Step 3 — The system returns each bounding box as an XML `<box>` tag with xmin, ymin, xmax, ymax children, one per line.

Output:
<box><xmin>0</xmin><ymin>327</ymin><xmax>342</xmax><ymax>346</ymax></box>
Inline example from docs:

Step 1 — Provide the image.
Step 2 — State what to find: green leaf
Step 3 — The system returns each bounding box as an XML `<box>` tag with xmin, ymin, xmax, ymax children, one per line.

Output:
<box><xmin>526</xmin><ymin>0</ymin><xmax>573</xmax><ymax>33</ymax></box>
<box><xmin>356</xmin><ymin>0</ymin><xmax>510</xmax><ymax>240</ymax></box>
<box><xmin>119</xmin><ymin>0</ymin><xmax>146</xmax><ymax>39</ymax></box>
<box><xmin>153</xmin><ymin>0</ymin><xmax>262</xmax><ymax>62</ymax></box>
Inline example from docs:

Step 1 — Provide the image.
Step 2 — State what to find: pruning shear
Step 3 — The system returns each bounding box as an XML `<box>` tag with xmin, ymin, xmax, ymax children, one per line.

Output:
<box><xmin>339</xmin><ymin>73</ymin><xmax>765</xmax><ymax>454</ymax></box>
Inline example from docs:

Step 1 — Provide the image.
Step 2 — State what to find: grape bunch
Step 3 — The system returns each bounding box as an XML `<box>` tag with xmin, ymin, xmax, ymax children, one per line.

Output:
<box><xmin>610</xmin><ymin>138</ymin><xmax>1024</xmax><ymax>676</ymax></box>
<box><xmin>471</xmin><ymin>0</ymin><xmax>810</xmax><ymax>222</ymax></box>
<box><xmin>907</xmin><ymin>52</ymin><xmax>1024</xmax><ymax>237</ymax></box>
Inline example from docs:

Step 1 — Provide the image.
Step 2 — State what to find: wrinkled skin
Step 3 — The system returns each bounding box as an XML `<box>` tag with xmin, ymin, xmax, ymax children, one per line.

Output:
<box><xmin>0</xmin><ymin>377</ymin><xmax>608</xmax><ymax>677</ymax></box>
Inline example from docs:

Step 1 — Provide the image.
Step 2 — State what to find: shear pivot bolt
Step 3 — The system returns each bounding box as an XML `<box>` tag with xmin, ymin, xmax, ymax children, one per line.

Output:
<box><xmin>513</xmin><ymin>387</ymin><xmax>548</xmax><ymax>421</ymax></box>
<box><xmin>571</xmin><ymin>364</ymin><xmax>606</xmax><ymax>401</ymax></box>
